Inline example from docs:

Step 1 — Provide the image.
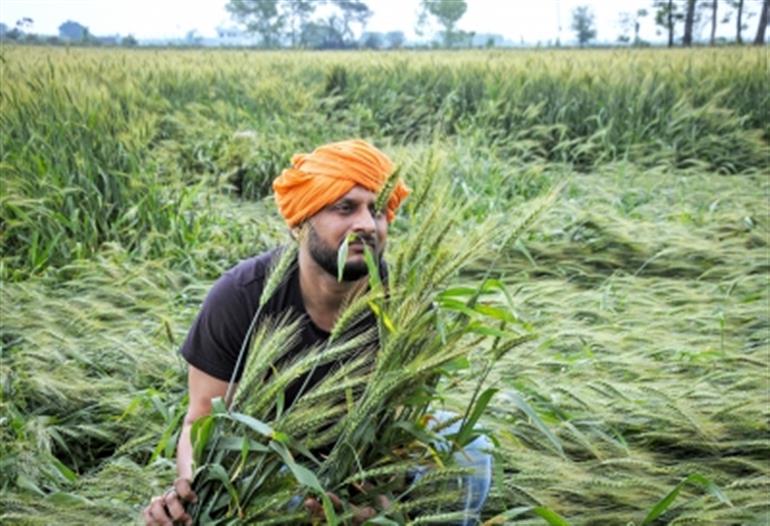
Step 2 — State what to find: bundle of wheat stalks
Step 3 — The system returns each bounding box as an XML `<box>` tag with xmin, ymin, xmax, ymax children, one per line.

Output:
<box><xmin>187</xmin><ymin>161</ymin><xmax>558</xmax><ymax>525</ymax></box>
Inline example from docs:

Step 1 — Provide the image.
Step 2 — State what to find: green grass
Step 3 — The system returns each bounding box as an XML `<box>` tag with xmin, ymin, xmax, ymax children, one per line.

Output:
<box><xmin>0</xmin><ymin>46</ymin><xmax>768</xmax><ymax>524</ymax></box>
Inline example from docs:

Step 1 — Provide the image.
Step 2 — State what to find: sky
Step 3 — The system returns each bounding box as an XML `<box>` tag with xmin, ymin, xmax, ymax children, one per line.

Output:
<box><xmin>0</xmin><ymin>0</ymin><xmax>765</xmax><ymax>44</ymax></box>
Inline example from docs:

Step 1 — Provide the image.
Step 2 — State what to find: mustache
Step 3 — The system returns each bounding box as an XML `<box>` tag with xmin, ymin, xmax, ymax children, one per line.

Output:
<box><xmin>345</xmin><ymin>235</ymin><xmax>377</xmax><ymax>248</ymax></box>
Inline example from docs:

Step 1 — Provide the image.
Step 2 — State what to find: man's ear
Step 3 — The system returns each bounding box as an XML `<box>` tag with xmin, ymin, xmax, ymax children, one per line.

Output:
<box><xmin>292</xmin><ymin>222</ymin><xmax>309</xmax><ymax>242</ymax></box>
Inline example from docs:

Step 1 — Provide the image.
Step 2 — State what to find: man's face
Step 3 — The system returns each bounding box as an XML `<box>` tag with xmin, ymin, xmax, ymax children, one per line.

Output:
<box><xmin>304</xmin><ymin>185</ymin><xmax>388</xmax><ymax>281</ymax></box>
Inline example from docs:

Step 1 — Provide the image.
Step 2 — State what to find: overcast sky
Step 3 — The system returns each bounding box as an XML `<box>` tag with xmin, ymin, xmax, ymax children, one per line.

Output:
<box><xmin>1</xmin><ymin>0</ymin><xmax>765</xmax><ymax>44</ymax></box>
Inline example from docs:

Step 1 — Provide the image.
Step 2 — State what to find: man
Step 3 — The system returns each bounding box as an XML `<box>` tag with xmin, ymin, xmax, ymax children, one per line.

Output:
<box><xmin>143</xmin><ymin>139</ymin><xmax>409</xmax><ymax>526</ymax></box>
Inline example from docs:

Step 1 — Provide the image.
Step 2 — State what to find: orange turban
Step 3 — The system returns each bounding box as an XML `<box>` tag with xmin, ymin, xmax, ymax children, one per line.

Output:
<box><xmin>273</xmin><ymin>139</ymin><xmax>409</xmax><ymax>227</ymax></box>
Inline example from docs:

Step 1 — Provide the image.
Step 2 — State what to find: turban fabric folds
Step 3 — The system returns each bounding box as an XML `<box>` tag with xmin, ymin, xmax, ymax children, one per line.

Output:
<box><xmin>272</xmin><ymin>139</ymin><xmax>409</xmax><ymax>227</ymax></box>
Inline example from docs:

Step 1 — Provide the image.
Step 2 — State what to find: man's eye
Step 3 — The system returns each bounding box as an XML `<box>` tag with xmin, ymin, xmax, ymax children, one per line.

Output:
<box><xmin>369</xmin><ymin>205</ymin><xmax>384</xmax><ymax>217</ymax></box>
<box><xmin>335</xmin><ymin>203</ymin><xmax>352</xmax><ymax>213</ymax></box>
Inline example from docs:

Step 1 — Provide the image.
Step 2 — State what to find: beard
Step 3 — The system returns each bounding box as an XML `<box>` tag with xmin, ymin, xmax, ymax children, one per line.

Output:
<box><xmin>307</xmin><ymin>224</ymin><xmax>379</xmax><ymax>282</ymax></box>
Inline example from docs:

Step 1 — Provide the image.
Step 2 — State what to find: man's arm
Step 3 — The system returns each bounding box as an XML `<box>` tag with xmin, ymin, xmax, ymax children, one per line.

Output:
<box><xmin>177</xmin><ymin>365</ymin><xmax>234</xmax><ymax>479</ymax></box>
<box><xmin>143</xmin><ymin>365</ymin><xmax>235</xmax><ymax>526</ymax></box>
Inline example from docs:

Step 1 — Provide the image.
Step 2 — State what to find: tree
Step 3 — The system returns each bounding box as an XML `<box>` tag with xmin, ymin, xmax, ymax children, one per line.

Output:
<box><xmin>418</xmin><ymin>0</ymin><xmax>468</xmax><ymax>48</ymax></box>
<box><xmin>754</xmin><ymin>0</ymin><xmax>769</xmax><ymax>44</ymax></box>
<box><xmin>635</xmin><ymin>9</ymin><xmax>649</xmax><ymax>44</ymax></box>
<box><xmin>618</xmin><ymin>8</ymin><xmax>648</xmax><ymax>45</ymax></box>
<box><xmin>226</xmin><ymin>0</ymin><xmax>285</xmax><ymax>48</ymax></box>
<box><xmin>361</xmin><ymin>31</ymin><xmax>383</xmax><ymax>49</ymax></box>
<box><xmin>281</xmin><ymin>0</ymin><xmax>315</xmax><ymax>48</ymax></box>
<box><xmin>720</xmin><ymin>0</ymin><xmax>754</xmax><ymax>44</ymax></box>
<box><xmin>730</xmin><ymin>0</ymin><xmax>745</xmax><ymax>43</ymax></box>
<box><xmin>6</xmin><ymin>28</ymin><xmax>22</xmax><ymax>41</ymax></box>
<box><xmin>11</xmin><ymin>17</ymin><xmax>34</xmax><ymax>41</ymax></box>
<box><xmin>16</xmin><ymin>17</ymin><xmax>33</xmax><ymax>31</ymax></box>
<box><xmin>683</xmin><ymin>0</ymin><xmax>697</xmax><ymax>45</ymax></box>
<box><xmin>122</xmin><ymin>34</ymin><xmax>138</xmax><ymax>47</ymax></box>
<box><xmin>333</xmin><ymin>0</ymin><xmax>372</xmax><ymax>45</ymax></box>
<box><xmin>59</xmin><ymin>20</ymin><xmax>88</xmax><ymax>41</ymax></box>
<box><xmin>571</xmin><ymin>5</ymin><xmax>597</xmax><ymax>46</ymax></box>
<box><xmin>618</xmin><ymin>12</ymin><xmax>633</xmax><ymax>43</ymax></box>
<box><xmin>301</xmin><ymin>17</ymin><xmax>345</xmax><ymax>49</ymax></box>
<box><xmin>654</xmin><ymin>0</ymin><xmax>684</xmax><ymax>46</ymax></box>
<box><xmin>385</xmin><ymin>30</ymin><xmax>405</xmax><ymax>49</ymax></box>
<box><xmin>709</xmin><ymin>0</ymin><xmax>718</xmax><ymax>45</ymax></box>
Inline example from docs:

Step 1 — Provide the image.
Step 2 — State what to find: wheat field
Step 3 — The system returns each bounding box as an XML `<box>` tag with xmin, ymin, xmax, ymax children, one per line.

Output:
<box><xmin>1</xmin><ymin>46</ymin><xmax>768</xmax><ymax>524</ymax></box>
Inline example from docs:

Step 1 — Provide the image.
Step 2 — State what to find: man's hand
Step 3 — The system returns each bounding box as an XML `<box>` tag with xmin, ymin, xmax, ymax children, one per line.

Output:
<box><xmin>143</xmin><ymin>477</ymin><xmax>198</xmax><ymax>526</ymax></box>
<box><xmin>304</xmin><ymin>491</ymin><xmax>390</xmax><ymax>525</ymax></box>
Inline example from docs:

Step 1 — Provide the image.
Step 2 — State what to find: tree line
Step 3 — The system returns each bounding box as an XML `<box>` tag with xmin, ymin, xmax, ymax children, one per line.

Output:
<box><xmin>575</xmin><ymin>0</ymin><xmax>768</xmax><ymax>47</ymax></box>
<box><xmin>221</xmin><ymin>0</ymin><xmax>770</xmax><ymax>48</ymax></box>
<box><xmin>653</xmin><ymin>0</ymin><xmax>768</xmax><ymax>47</ymax></box>
<box><xmin>0</xmin><ymin>18</ymin><xmax>138</xmax><ymax>47</ymax></box>
<box><xmin>223</xmin><ymin>0</ymin><xmax>471</xmax><ymax>49</ymax></box>
<box><xmin>1</xmin><ymin>0</ymin><xmax>767</xmax><ymax>49</ymax></box>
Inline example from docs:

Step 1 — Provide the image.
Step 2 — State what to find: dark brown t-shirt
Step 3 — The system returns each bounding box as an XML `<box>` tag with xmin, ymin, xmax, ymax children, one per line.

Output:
<box><xmin>180</xmin><ymin>247</ymin><xmax>378</xmax><ymax>407</ymax></box>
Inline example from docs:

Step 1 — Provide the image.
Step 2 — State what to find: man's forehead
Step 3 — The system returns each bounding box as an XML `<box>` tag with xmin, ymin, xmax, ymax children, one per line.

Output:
<box><xmin>334</xmin><ymin>185</ymin><xmax>377</xmax><ymax>203</ymax></box>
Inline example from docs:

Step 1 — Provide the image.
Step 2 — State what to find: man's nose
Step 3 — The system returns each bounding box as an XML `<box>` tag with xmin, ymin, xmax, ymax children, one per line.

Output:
<box><xmin>351</xmin><ymin>207</ymin><xmax>376</xmax><ymax>234</ymax></box>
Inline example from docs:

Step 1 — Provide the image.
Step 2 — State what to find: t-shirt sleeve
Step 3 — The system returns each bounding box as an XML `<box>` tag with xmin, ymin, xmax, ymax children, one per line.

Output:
<box><xmin>179</xmin><ymin>271</ymin><xmax>255</xmax><ymax>382</ymax></box>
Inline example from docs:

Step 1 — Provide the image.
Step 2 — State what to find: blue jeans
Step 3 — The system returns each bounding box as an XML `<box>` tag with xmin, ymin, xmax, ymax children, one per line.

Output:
<box><xmin>410</xmin><ymin>409</ymin><xmax>493</xmax><ymax>525</ymax></box>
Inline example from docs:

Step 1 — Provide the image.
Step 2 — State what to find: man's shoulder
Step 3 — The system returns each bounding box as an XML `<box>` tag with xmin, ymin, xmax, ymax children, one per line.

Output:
<box><xmin>224</xmin><ymin>247</ymin><xmax>284</xmax><ymax>289</ymax></box>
